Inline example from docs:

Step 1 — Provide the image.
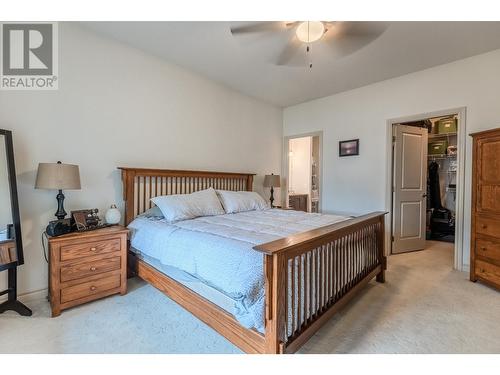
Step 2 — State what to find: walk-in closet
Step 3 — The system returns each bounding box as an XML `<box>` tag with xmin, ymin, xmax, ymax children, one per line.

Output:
<box><xmin>426</xmin><ymin>115</ymin><xmax>457</xmax><ymax>243</ymax></box>
<box><xmin>391</xmin><ymin>112</ymin><xmax>460</xmax><ymax>259</ymax></box>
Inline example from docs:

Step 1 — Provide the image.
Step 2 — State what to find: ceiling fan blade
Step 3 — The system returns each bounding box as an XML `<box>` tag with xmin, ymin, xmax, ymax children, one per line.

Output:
<box><xmin>275</xmin><ymin>36</ymin><xmax>302</xmax><ymax>66</ymax></box>
<box><xmin>230</xmin><ymin>22</ymin><xmax>286</xmax><ymax>35</ymax></box>
<box><xmin>323</xmin><ymin>21</ymin><xmax>388</xmax><ymax>58</ymax></box>
<box><xmin>326</xmin><ymin>21</ymin><xmax>388</xmax><ymax>37</ymax></box>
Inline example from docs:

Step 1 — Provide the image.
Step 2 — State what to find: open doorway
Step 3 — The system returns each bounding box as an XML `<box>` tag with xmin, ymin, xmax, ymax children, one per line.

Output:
<box><xmin>285</xmin><ymin>133</ymin><xmax>322</xmax><ymax>212</ymax></box>
<box><xmin>388</xmin><ymin>108</ymin><xmax>466</xmax><ymax>270</ymax></box>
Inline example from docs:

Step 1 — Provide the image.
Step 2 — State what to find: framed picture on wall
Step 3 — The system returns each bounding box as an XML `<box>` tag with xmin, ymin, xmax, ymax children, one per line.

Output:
<box><xmin>339</xmin><ymin>139</ymin><xmax>359</xmax><ymax>157</ymax></box>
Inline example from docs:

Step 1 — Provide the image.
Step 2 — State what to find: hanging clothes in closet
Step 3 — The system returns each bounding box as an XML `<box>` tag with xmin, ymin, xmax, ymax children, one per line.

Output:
<box><xmin>428</xmin><ymin>160</ymin><xmax>455</xmax><ymax>238</ymax></box>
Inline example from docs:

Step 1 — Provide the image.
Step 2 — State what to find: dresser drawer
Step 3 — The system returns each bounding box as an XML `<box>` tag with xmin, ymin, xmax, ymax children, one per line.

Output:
<box><xmin>476</xmin><ymin>217</ymin><xmax>500</xmax><ymax>239</ymax></box>
<box><xmin>0</xmin><ymin>241</ymin><xmax>17</xmax><ymax>266</ymax></box>
<box><xmin>475</xmin><ymin>238</ymin><xmax>500</xmax><ymax>263</ymax></box>
<box><xmin>60</xmin><ymin>238</ymin><xmax>121</xmax><ymax>261</ymax></box>
<box><xmin>60</xmin><ymin>255</ymin><xmax>121</xmax><ymax>282</ymax></box>
<box><xmin>60</xmin><ymin>273</ymin><xmax>121</xmax><ymax>304</ymax></box>
<box><xmin>475</xmin><ymin>259</ymin><xmax>500</xmax><ymax>286</ymax></box>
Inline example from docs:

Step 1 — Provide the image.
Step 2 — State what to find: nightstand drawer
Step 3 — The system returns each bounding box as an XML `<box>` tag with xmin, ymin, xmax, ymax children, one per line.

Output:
<box><xmin>60</xmin><ymin>273</ymin><xmax>121</xmax><ymax>304</ymax></box>
<box><xmin>475</xmin><ymin>238</ymin><xmax>500</xmax><ymax>262</ymax></box>
<box><xmin>60</xmin><ymin>238</ymin><xmax>121</xmax><ymax>261</ymax></box>
<box><xmin>475</xmin><ymin>259</ymin><xmax>500</xmax><ymax>286</ymax></box>
<box><xmin>60</xmin><ymin>255</ymin><xmax>121</xmax><ymax>282</ymax></box>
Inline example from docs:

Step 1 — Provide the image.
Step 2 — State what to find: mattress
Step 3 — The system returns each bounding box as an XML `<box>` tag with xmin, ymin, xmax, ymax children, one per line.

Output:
<box><xmin>132</xmin><ymin>251</ymin><xmax>239</xmax><ymax>317</ymax></box>
<box><xmin>128</xmin><ymin>208</ymin><xmax>349</xmax><ymax>332</ymax></box>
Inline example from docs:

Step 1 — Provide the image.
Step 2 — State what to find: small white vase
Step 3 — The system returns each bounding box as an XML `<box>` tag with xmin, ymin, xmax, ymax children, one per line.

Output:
<box><xmin>105</xmin><ymin>204</ymin><xmax>121</xmax><ymax>225</ymax></box>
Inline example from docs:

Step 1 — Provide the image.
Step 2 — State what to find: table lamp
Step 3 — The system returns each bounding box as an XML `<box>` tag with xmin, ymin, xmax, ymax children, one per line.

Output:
<box><xmin>35</xmin><ymin>161</ymin><xmax>81</xmax><ymax>219</ymax></box>
<box><xmin>263</xmin><ymin>173</ymin><xmax>280</xmax><ymax>208</ymax></box>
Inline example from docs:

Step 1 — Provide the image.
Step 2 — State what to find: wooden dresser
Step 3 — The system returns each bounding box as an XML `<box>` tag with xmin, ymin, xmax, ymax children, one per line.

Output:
<box><xmin>289</xmin><ymin>194</ymin><xmax>308</xmax><ymax>212</ymax></box>
<box><xmin>0</xmin><ymin>240</ymin><xmax>17</xmax><ymax>266</ymax></box>
<box><xmin>48</xmin><ymin>225</ymin><xmax>128</xmax><ymax>316</ymax></box>
<box><xmin>470</xmin><ymin>128</ymin><xmax>500</xmax><ymax>290</ymax></box>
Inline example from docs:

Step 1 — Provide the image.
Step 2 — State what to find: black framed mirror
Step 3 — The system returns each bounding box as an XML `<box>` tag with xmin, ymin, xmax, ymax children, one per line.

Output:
<box><xmin>0</xmin><ymin>129</ymin><xmax>31</xmax><ymax>316</ymax></box>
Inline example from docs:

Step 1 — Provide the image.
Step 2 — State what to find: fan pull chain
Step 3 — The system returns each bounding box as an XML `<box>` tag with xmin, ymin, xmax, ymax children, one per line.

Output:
<box><xmin>306</xmin><ymin>44</ymin><xmax>313</xmax><ymax>69</ymax></box>
<box><xmin>307</xmin><ymin>22</ymin><xmax>312</xmax><ymax>68</ymax></box>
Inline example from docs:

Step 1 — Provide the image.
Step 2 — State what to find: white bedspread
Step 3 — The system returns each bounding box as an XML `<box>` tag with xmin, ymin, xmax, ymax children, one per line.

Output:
<box><xmin>128</xmin><ymin>209</ymin><xmax>348</xmax><ymax>331</ymax></box>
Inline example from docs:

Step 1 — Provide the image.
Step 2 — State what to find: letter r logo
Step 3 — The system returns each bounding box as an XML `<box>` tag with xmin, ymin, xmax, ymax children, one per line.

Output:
<box><xmin>2</xmin><ymin>23</ymin><xmax>53</xmax><ymax>75</ymax></box>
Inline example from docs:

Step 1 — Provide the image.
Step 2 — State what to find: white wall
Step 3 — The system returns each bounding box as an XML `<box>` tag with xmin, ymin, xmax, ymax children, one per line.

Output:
<box><xmin>0</xmin><ymin>23</ymin><xmax>282</xmax><ymax>296</ymax></box>
<box><xmin>284</xmin><ymin>48</ymin><xmax>500</xmax><ymax>269</ymax></box>
<box><xmin>288</xmin><ymin>137</ymin><xmax>312</xmax><ymax>196</ymax></box>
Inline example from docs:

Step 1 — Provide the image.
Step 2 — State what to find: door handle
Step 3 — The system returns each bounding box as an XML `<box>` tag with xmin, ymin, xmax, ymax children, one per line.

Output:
<box><xmin>422</xmin><ymin>194</ymin><xmax>427</xmax><ymax>198</ymax></box>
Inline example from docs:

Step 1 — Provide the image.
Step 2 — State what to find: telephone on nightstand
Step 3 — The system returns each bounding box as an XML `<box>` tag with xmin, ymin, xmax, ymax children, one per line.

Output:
<box><xmin>45</xmin><ymin>218</ymin><xmax>74</xmax><ymax>237</ymax></box>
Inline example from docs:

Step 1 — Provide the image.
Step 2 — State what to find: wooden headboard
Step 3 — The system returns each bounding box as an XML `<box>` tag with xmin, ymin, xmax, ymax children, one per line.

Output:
<box><xmin>118</xmin><ymin>167</ymin><xmax>255</xmax><ymax>225</ymax></box>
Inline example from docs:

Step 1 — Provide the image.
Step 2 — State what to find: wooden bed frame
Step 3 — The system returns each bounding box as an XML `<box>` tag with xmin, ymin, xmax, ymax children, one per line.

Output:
<box><xmin>120</xmin><ymin>167</ymin><xmax>387</xmax><ymax>354</ymax></box>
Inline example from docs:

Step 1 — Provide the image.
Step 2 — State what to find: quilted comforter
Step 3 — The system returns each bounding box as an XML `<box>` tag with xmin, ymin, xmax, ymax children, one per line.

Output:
<box><xmin>128</xmin><ymin>209</ymin><xmax>348</xmax><ymax>331</ymax></box>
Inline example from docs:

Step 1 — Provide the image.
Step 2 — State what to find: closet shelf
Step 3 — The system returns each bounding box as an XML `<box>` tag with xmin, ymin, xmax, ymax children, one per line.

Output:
<box><xmin>428</xmin><ymin>132</ymin><xmax>457</xmax><ymax>139</ymax></box>
<box><xmin>428</xmin><ymin>154</ymin><xmax>456</xmax><ymax>159</ymax></box>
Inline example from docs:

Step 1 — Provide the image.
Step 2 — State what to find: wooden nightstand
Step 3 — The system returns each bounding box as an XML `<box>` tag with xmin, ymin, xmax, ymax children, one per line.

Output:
<box><xmin>48</xmin><ymin>225</ymin><xmax>128</xmax><ymax>317</ymax></box>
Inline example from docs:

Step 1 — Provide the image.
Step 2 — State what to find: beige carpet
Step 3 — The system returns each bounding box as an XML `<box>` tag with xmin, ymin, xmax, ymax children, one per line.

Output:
<box><xmin>1</xmin><ymin>241</ymin><xmax>499</xmax><ymax>353</ymax></box>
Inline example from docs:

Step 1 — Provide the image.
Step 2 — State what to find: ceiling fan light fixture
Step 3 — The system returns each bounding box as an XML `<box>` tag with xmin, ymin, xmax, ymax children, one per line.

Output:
<box><xmin>296</xmin><ymin>21</ymin><xmax>325</xmax><ymax>43</ymax></box>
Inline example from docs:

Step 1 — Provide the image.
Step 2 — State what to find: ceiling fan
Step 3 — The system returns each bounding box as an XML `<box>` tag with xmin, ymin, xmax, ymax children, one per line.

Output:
<box><xmin>230</xmin><ymin>21</ymin><xmax>388</xmax><ymax>68</ymax></box>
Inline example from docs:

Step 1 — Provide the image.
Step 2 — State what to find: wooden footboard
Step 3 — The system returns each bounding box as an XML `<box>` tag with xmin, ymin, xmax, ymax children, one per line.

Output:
<box><xmin>254</xmin><ymin>211</ymin><xmax>387</xmax><ymax>353</ymax></box>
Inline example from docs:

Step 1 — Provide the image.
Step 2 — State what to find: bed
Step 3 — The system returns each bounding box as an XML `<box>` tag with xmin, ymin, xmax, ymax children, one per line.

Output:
<box><xmin>120</xmin><ymin>167</ymin><xmax>386</xmax><ymax>354</ymax></box>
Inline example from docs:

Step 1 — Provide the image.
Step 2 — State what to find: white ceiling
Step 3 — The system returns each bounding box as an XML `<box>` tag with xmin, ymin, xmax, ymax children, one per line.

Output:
<box><xmin>81</xmin><ymin>21</ymin><xmax>500</xmax><ymax>107</ymax></box>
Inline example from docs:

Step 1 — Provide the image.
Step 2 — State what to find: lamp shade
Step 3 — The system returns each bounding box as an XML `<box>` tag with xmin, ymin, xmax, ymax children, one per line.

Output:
<box><xmin>263</xmin><ymin>174</ymin><xmax>281</xmax><ymax>188</ymax></box>
<box><xmin>35</xmin><ymin>162</ymin><xmax>81</xmax><ymax>190</ymax></box>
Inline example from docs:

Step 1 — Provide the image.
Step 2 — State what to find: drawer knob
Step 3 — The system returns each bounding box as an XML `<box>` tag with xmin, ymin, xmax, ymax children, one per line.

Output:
<box><xmin>90</xmin><ymin>286</ymin><xmax>97</xmax><ymax>291</ymax></box>
<box><xmin>90</xmin><ymin>266</ymin><xmax>97</xmax><ymax>271</ymax></box>
<box><xmin>480</xmin><ymin>268</ymin><xmax>485</xmax><ymax>273</ymax></box>
<box><xmin>481</xmin><ymin>247</ymin><xmax>486</xmax><ymax>251</ymax></box>
<box><xmin>481</xmin><ymin>224</ymin><xmax>487</xmax><ymax>229</ymax></box>
<box><xmin>90</xmin><ymin>247</ymin><xmax>97</xmax><ymax>251</ymax></box>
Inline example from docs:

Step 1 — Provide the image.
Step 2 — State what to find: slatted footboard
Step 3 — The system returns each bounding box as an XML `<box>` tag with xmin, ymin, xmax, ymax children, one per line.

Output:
<box><xmin>254</xmin><ymin>212</ymin><xmax>386</xmax><ymax>353</ymax></box>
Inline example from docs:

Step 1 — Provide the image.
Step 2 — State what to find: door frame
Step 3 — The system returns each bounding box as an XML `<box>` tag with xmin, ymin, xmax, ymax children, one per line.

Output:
<box><xmin>385</xmin><ymin>107</ymin><xmax>467</xmax><ymax>271</ymax></box>
<box><xmin>283</xmin><ymin>131</ymin><xmax>323</xmax><ymax>211</ymax></box>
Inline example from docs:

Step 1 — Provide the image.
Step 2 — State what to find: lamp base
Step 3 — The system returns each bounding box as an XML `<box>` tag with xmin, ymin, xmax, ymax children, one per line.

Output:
<box><xmin>55</xmin><ymin>189</ymin><xmax>67</xmax><ymax>220</ymax></box>
<box><xmin>269</xmin><ymin>186</ymin><xmax>275</xmax><ymax>208</ymax></box>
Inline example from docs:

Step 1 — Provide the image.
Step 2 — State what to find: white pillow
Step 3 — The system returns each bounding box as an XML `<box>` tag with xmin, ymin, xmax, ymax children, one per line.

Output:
<box><xmin>151</xmin><ymin>188</ymin><xmax>225</xmax><ymax>222</ymax></box>
<box><xmin>216</xmin><ymin>190</ymin><xmax>269</xmax><ymax>214</ymax></box>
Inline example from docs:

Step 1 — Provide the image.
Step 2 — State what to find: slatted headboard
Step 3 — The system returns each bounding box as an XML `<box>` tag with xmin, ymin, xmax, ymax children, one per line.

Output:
<box><xmin>118</xmin><ymin>167</ymin><xmax>255</xmax><ymax>225</ymax></box>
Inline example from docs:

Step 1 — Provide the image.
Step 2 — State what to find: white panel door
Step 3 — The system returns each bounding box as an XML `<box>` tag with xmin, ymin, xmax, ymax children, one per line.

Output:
<box><xmin>392</xmin><ymin>125</ymin><xmax>428</xmax><ymax>254</ymax></box>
